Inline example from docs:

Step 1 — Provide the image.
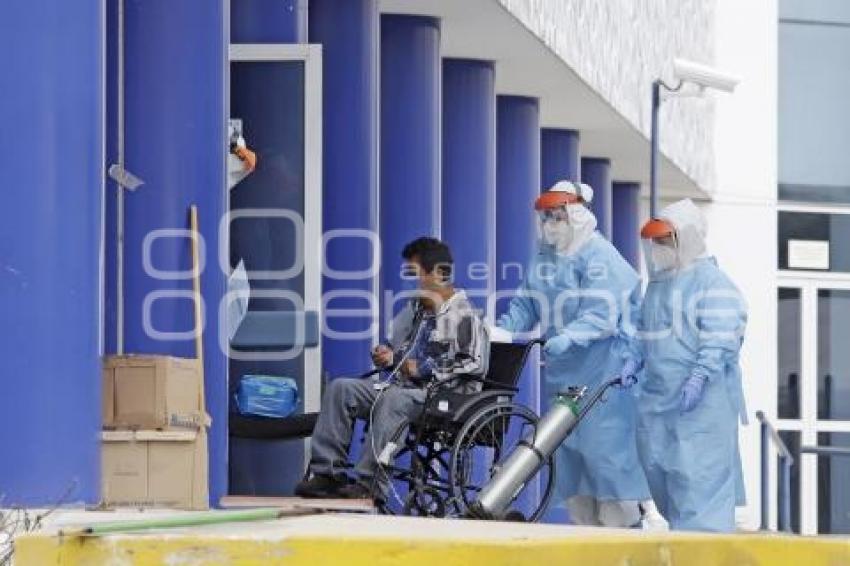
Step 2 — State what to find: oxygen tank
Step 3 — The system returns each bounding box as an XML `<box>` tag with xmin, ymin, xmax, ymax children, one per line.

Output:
<box><xmin>469</xmin><ymin>387</ymin><xmax>585</xmax><ymax>519</ymax></box>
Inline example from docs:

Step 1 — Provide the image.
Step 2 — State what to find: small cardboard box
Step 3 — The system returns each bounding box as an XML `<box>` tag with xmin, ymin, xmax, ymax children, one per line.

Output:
<box><xmin>103</xmin><ymin>355</ymin><xmax>204</xmax><ymax>429</ymax></box>
<box><xmin>101</xmin><ymin>429</ymin><xmax>209</xmax><ymax>510</ymax></box>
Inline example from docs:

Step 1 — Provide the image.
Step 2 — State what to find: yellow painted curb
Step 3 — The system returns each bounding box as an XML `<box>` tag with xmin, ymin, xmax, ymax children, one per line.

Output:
<box><xmin>15</xmin><ymin>532</ymin><xmax>850</xmax><ymax>566</ymax></box>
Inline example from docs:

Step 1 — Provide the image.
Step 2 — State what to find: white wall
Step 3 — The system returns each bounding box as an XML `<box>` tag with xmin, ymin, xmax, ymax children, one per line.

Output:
<box><xmin>708</xmin><ymin>0</ymin><xmax>778</xmax><ymax>530</ymax></box>
<box><xmin>499</xmin><ymin>0</ymin><xmax>716</xmax><ymax>191</ymax></box>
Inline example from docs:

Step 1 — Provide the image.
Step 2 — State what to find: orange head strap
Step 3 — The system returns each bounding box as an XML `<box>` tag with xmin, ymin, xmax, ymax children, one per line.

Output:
<box><xmin>534</xmin><ymin>191</ymin><xmax>583</xmax><ymax>211</ymax></box>
<box><xmin>640</xmin><ymin>218</ymin><xmax>675</xmax><ymax>240</ymax></box>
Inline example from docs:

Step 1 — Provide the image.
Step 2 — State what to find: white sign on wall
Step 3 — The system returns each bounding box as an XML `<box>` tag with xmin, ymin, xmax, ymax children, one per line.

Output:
<box><xmin>788</xmin><ymin>239</ymin><xmax>830</xmax><ymax>270</ymax></box>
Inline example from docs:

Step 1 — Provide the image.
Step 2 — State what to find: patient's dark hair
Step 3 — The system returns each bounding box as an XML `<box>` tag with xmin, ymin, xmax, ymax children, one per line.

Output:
<box><xmin>402</xmin><ymin>237</ymin><xmax>453</xmax><ymax>279</ymax></box>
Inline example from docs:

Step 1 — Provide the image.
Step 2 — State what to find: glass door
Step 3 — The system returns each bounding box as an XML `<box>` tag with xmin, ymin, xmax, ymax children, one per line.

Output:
<box><xmin>777</xmin><ymin>276</ymin><xmax>850</xmax><ymax>534</ymax></box>
<box><xmin>227</xmin><ymin>44</ymin><xmax>322</xmax><ymax>496</ymax></box>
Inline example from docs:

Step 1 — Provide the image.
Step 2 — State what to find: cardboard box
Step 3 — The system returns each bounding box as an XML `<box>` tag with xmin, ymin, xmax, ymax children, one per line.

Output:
<box><xmin>102</xmin><ymin>365</ymin><xmax>115</xmax><ymax>424</ymax></box>
<box><xmin>101</xmin><ymin>429</ymin><xmax>209</xmax><ymax>510</ymax></box>
<box><xmin>103</xmin><ymin>355</ymin><xmax>204</xmax><ymax>429</ymax></box>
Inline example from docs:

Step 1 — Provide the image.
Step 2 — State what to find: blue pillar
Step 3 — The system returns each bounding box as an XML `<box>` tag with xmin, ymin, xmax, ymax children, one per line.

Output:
<box><xmin>540</xmin><ymin>128</ymin><xmax>580</xmax><ymax>189</ymax></box>
<box><xmin>231</xmin><ymin>0</ymin><xmax>308</xmax><ymax>43</ymax></box>
<box><xmin>104</xmin><ymin>0</ymin><xmax>118</xmax><ymax>356</ymax></box>
<box><xmin>0</xmin><ymin>0</ymin><xmax>104</xmax><ymax>506</ymax></box>
<box><xmin>310</xmin><ymin>0</ymin><xmax>379</xmax><ymax>376</ymax></box>
<box><xmin>496</xmin><ymin>96</ymin><xmax>541</xmax><ymax>514</ymax></box>
<box><xmin>581</xmin><ymin>157</ymin><xmax>613</xmax><ymax>240</ymax></box>
<box><xmin>115</xmin><ymin>0</ymin><xmax>228</xmax><ymax>505</ymax></box>
<box><xmin>442</xmin><ymin>59</ymin><xmax>496</xmax><ymax>309</ymax></box>
<box><xmin>380</xmin><ymin>15</ymin><xmax>441</xmax><ymax>313</ymax></box>
<box><xmin>495</xmin><ymin>96</ymin><xmax>540</xmax><ymax>401</ymax></box>
<box><xmin>612</xmin><ymin>182</ymin><xmax>641</xmax><ymax>269</ymax></box>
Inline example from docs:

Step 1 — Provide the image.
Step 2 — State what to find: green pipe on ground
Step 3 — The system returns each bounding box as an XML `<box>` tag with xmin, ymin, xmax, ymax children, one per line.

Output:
<box><xmin>60</xmin><ymin>508</ymin><xmax>296</xmax><ymax>537</ymax></box>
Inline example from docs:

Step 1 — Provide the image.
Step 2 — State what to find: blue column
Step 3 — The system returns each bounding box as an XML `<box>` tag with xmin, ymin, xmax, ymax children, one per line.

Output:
<box><xmin>380</xmin><ymin>15</ymin><xmax>441</xmax><ymax>312</ymax></box>
<box><xmin>115</xmin><ymin>0</ymin><xmax>228</xmax><ymax>505</ymax></box>
<box><xmin>496</xmin><ymin>96</ymin><xmax>541</xmax><ymax>515</ymax></box>
<box><xmin>231</xmin><ymin>0</ymin><xmax>308</xmax><ymax>43</ymax></box>
<box><xmin>581</xmin><ymin>157</ymin><xmax>613</xmax><ymax>239</ymax></box>
<box><xmin>495</xmin><ymin>96</ymin><xmax>540</xmax><ymax>402</ymax></box>
<box><xmin>0</xmin><ymin>0</ymin><xmax>103</xmax><ymax>506</ymax></box>
<box><xmin>310</xmin><ymin>0</ymin><xmax>379</xmax><ymax>376</ymax></box>
<box><xmin>612</xmin><ymin>182</ymin><xmax>641</xmax><ymax>269</ymax></box>
<box><xmin>540</xmin><ymin>128</ymin><xmax>580</xmax><ymax>189</ymax></box>
<box><xmin>442</xmin><ymin>59</ymin><xmax>496</xmax><ymax>309</ymax></box>
<box><xmin>104</xmin><ymin>0</ymin><xmax>119</xmax><ymax>356</ymax></box>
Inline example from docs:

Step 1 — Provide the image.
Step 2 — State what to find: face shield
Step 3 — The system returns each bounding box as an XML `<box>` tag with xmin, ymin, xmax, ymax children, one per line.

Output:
<box><xmin>534</xmin><ymin>189</ymin><xmax>597</xmax><ymax>256</ymax></box>
<box><xmin>537</xmin><ymin>206</ymin><xmax>574</xmax><ymax>249</ymax></box>
<box><xmin>641</xmin><ymin>200</ymin><xmax>709</xmax><ymax>277</ymax></box>
<box><xmin>641</xmin><ymin>218</ymin><xmax>680</xmax><ymax>276</ymax></box>
<box><xmin>642</xmin><ymin>233</ymin><xmax>680</xmax><ymax>276</ymax></box>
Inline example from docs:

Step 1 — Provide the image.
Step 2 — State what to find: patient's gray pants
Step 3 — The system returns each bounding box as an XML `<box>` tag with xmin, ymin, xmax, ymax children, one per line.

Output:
<box><xmin>309</xmin><ymin>378</ymin><xmax>426</xmax><ymax>494</ymax></box>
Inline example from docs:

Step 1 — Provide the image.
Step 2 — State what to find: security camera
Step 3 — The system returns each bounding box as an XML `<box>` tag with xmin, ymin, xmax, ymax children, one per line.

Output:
<box><xmin>672</xmin><ymin>58</ymin><xmax>739</xmax><ymax>93</ymax></box>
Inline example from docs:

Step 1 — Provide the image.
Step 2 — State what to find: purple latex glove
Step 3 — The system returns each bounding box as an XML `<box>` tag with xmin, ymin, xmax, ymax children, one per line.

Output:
<box><xmin>617</xmin><ymin>359</ymin><xmax>640</xmax><ymax>389</ymax></box>
<box><xmin>680</xmin><ymin>375</ymin><xmax>707</xmax><ymax>413</ymax></box>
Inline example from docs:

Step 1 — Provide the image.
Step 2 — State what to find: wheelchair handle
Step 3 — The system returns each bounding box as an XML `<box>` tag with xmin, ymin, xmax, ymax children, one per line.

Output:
<box><xmin>575</xmin><ymin>377</ymin><xmax>624</xmax><ymax>422</ymax></box>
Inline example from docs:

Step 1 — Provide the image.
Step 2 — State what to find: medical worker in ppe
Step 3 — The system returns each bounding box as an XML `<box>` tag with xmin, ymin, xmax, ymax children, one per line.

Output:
<box><xmin>636</xmin><ymin>198</ymin><xmax>747</xmax><ymax>532</ymax></box>
<box><xmin>498</xmin><ymin>180</ymin><xmax>656</xmax><ymax>528</ymax></box>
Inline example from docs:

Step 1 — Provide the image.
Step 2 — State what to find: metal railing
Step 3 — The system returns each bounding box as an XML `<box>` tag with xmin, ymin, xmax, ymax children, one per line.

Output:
<box><xmin>756</xmin><ymin>411</ymin><xmax>793</xmax><ymax>532</ymax></box>
<box><xmin>800</xmin><ymin>445</ymin><xmax>850</xmax><ymax>459</ymax></box>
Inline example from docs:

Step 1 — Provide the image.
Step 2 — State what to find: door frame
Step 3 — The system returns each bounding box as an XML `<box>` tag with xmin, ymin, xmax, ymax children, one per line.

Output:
<box><xmin>777</xmin><ymin>271</ymin><xmax>850</xmax><ymax>534</ymax></box>
<box><xmin>227</xmin><ymin>43</ymin><xmax>323</xmax><ymax>466</ymax></box>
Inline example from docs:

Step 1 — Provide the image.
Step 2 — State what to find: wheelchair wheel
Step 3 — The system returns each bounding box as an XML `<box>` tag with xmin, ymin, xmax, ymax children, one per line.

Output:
<box><xmin>448</xmin><ymin>402</ymin><xmax>555</xmax><ymax>522</ymax></box>
<box><xmin>403</xmin><ymin>484</ymin><xmax>447</xmax><ymax>517</ymax></box>
<box><xmin>376</xmin><ymin>431</ymin><xmax>456</xmax><ymax>518</ymax></box>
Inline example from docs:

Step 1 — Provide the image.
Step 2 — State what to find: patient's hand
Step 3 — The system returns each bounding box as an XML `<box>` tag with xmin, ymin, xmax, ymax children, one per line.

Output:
<box><xmin>372</xmin><ymin>345</ymin><xmax>393</xmax><ymax>368</ymax></box>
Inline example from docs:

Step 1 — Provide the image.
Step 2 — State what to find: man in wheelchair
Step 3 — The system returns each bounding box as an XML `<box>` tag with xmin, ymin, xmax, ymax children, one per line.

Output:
<box><xmin>295</xmin><ymin>237</ymin><xmax>490</xmax><ymax>503</ymax></box>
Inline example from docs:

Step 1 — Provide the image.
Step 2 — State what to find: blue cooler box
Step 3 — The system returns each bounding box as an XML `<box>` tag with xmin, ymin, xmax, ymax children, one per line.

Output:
<box><xmin>235</xmin><ymin>375</ymin><xmax>299</xmax><ymax>419</ymax></box>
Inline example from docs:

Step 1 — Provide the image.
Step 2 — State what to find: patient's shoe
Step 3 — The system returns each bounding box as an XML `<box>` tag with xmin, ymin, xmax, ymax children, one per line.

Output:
<box><xmin>294</xmin><ymin>474</ymin><xmax>347</xmax><ymax>498</ymax></box>
<box><xmin>337</xmin><ymin>481</ymin><xmax>381</xmax><ymax>503</ymax></box>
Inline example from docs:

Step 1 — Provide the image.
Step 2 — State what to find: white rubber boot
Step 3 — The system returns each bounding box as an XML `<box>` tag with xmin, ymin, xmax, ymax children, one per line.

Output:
<box><xmin>639</xmin><ymin>500</ymin><xmax>670</xmax><ymax>532</ymax></box>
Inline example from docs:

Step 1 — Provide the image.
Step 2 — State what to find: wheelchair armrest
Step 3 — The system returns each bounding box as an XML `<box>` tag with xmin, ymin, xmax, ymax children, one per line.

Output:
<box><xmin>440</xmin><ymin>373</ymin><xmax>519</xmax><ymax>392</ymax></box>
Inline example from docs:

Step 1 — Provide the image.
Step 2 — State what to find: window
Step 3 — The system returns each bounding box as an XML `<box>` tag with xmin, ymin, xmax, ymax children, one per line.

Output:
<box><xmin>779</xmin><ymin>1</ymin><xmax>850</xmax><ymax>203</ymax></box>
<box><xmin>817</xmin><ymin>289</ymin><xmax>850</xmax><ymax>420</ymax></box>
<box><xmin>778</xmin><ymin>288</ymin><xmax>801</xmax><ymax>419</ymax></box>
<box><xmin>778</xmin><ymin>211</ymin><xmax>850</xmax><ymax>272</ymax></box>
<box><xmin>817</xmin><ymin>432</ymin><xmax>850</xmax><ymax>534</ymax></box>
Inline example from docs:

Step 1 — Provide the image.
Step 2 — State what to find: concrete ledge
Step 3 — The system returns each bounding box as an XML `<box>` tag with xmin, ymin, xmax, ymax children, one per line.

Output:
<box><xmin>15</xmin><ymin>513</ymin><xmax>850</xmax><ymax>565</ymax></box>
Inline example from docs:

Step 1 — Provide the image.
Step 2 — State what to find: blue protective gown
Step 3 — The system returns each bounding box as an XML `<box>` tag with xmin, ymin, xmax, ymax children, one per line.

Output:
<box><xmin>500</xmin><ymin>233</ymin><xmax>650</xmax><ymax>503</ymax></box>
<box><xmin>636</xmin><ymin>256</ymin><xmax>747</xmax><ymax>532</ymax></box>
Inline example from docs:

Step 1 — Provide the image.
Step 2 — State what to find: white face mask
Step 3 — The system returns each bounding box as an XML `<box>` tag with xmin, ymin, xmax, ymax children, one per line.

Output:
<box><xmin>650</xmin><ymin>242</ymin><xmax>678</xmax><ymax>271</ymax></box>
<box><xmin>543</xmin><ymin>220</ymin><xmax>573</xmax><ymax>250</ymax></box>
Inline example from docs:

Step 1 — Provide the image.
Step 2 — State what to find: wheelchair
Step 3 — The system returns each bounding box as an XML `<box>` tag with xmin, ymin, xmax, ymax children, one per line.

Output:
<box><xmin>230</xmin><ymin>339</ymin><xmax>555</xmax><ymax>521</ymax></box>
<box><xmin>374</xmin><ymin>338</ymin><xmax>555</xmax><ymax>520</ymax></box>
